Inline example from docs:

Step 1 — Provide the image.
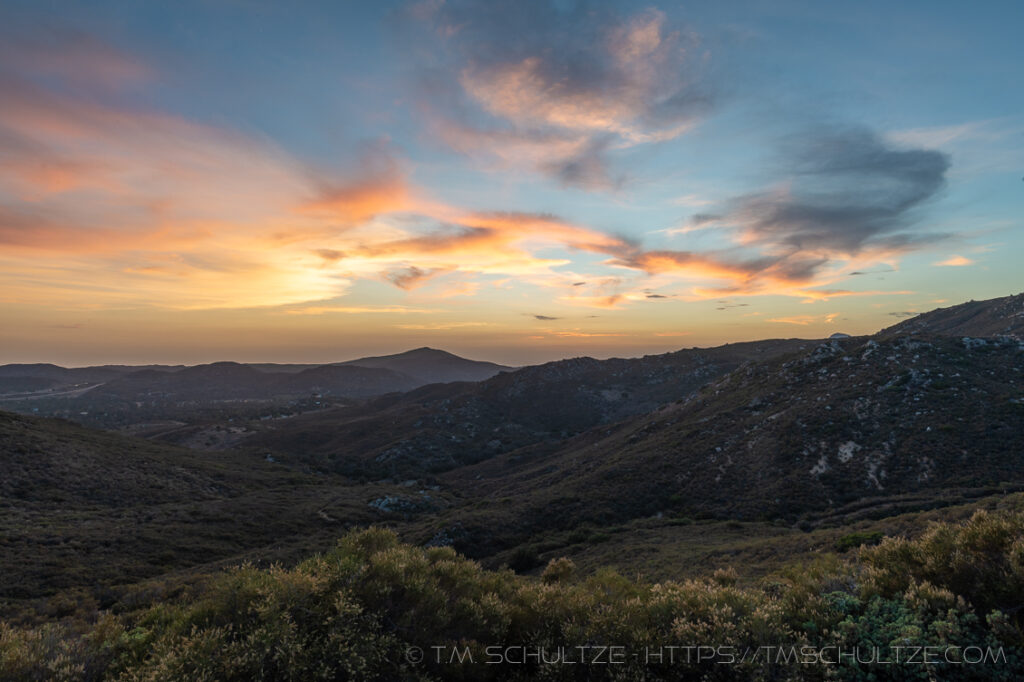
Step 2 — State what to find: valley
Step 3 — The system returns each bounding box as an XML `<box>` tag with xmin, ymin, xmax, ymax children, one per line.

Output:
<box><xmin>2</xmin><ymin>295</ymin><xmax>1023</xmax><ymax>606</ymax></box>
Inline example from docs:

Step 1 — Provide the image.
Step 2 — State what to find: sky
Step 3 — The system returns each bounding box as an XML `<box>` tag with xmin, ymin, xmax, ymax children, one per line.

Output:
<box><xmin>0</xmin><ymin>0</ymin><xmax>1021</xmax><ymax>367</ymax></box>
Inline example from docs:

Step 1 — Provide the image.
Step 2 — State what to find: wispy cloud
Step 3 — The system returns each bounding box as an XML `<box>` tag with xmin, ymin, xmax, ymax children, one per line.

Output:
<box><xmin>886</xmin><ymin>119</ymin><xmax>1011</xmax><ymax>150</ymax></box>
<box><xmin>934</xmin><ymin>255</ymin><xmax>974</xmax><ymax>267</ymax></box>
<box><xmin>282</xmin><ymin>305</ymin><xmax>444</xmax><ymax>316</ymax></box>
<box><xmin>385</xmin><ymin>265</ymin><xmax>453</xmax><ymax>290</ymax></box>
<box><xmin>395</xmin><ymin>321</ymin><xmax>491</xmax><ymax>330</ymax></box>
<box><xmin>407</xmin><ymin>1</ymin><xmax>711</xmax><ymax>188</ymax></box>
<box><xmin>550</xmin><ymin>330</ymin><xmax>629</xmax><ymax>338</ymax></box>
<box><xmin>0</xmin><ymin>24</ymin><xmax>152</xmax><ymax>91</ymax></box>
<box><xmin>767</xmin><ymin>312</ymin><xmax>838</xmax><ymax>326</ymax></box>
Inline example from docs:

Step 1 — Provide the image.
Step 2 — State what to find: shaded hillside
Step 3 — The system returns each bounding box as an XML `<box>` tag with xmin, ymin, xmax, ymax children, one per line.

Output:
<box><xmin>0</xmin><ymin>347</ymin><xmax>509</xmax><ymax>397</ymax></box>
<box><xmin>0</xmin><ymin>364</ymin><xmax>119</xmax><ymax>383</ymax></box>
<box><xmin>81</xmin><ymin>361</ymin><xmax>418</xmax><ymax>403</ymax></box>
<box><xmin>249</xmin><ymin>339</ymin><xmax>809</xmax><ymax>477</ymax></box>
<box><xmin>0</xmin><ymin>364</ymin><xmax>121</xmax><ymax>395</ymax></box>
<box><xmin>340</xmin><ymin>346</ymin><xmax>514</xmax><ymax>384</ymax></box>
<box><xmin>0</xmin><ymin>363</ymin><xmax>185</xmax><ymax>393</ymax></box>
<box><xmin>881</xmin><ymin>291</ymin><xmax>1024</xmax><ymax>338</ymax></box>
<box><xmin>442</xmin><ymin>334</ymin><xmax>1024</xmax><ymax>539</ymax></box>
<box><xmin>0</xmin><ymin>410</ymin><xmax>266</xmax><ymax>508</ymax></box>
<box><xmin>0</xmin><ymin>411</ymin><xmax>421</xmax><ymax>606</ymax></box>
<box><xmin>0</xmin><ymin>350</ymin><xmax>510</xmax><ymax>427</ymax></box>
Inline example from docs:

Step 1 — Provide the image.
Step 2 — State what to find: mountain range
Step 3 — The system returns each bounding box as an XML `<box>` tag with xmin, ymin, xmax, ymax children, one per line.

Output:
<box><xmin>0</xmin><ymin>347</ymin><xmax>515</xmax><ymax>428</ymax></box>
<box><xmin>245</xmin><ymin>338</ymin><xmax>811</xmax><ymax>477</ymax></box>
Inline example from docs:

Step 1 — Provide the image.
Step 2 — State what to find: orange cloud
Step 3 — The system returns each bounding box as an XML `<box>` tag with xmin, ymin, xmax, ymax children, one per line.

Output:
<box><xmin>461</xmin><ymin>57</ymin><xmax>640</xmax><ymax>138</ymax></box>
<box><xmin>795</xmin><ymin>288</ymin><xmax>914</xmax><ymax>303</ymax></box>
<box><xmin>766</xmin><ymin>315</ymin><xmax>816</xmax><ymax>325</ymax></box>
<box><xmin>934</xmin><ymin>255</ymin><xmax>974</xmax><ymax>267</ymax></box>
<box><xmin>767</xmin><ymin>313</ymin><xmax>838</xmax><ymax>326</ymax></box>
<box><xmin>324</xmin><ymin>211</ymin><xmax>633</xmax><ymax>290</ymax></box>
<box><xmin>282</xmin><ymin>305</ymin><xmax>443</xmax><ymax>316</ymax></box>
<box><xmin>298</xmin><ymin>145</ymin><xmax>424</xmax><ymax>224</ymax></box>
<box><xmin>619</xmin><ymin>250</ymin><xmax>760</xmax><ymax>283</ymax></box>
<box><xmin>550</xmin><ymin>330</ymin><xmax>629</xmax><ymax>338</ymax></box>
<box><xmin>396</xmin><ymin>322</ymin><xmax>491</xmax><ymax>330</ymax></box>
<box><xmin>301</xmin><ymin>174</ymin><xmax>412</xmax><ymax>224</ymax></box>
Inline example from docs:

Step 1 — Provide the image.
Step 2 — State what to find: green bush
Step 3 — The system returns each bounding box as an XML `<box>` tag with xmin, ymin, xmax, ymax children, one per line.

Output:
<box><xmin>860</xmin><ymin>510</ymin><xmax>1024</xmax><ymax>624</ymax></box>
<box><xmin>3</xmin><ymin>511</ymin><xmax>1024</xmax><ymax>680</ymax></box>
<box><xmin>834</xmin><ymin>531</ymin><xmax>884</xmax><ymax>552</ymax></box>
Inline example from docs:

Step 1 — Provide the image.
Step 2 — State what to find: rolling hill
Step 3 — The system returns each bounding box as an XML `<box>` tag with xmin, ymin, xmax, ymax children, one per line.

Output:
<box><xmin>0</xmin><ymin>350</ymin><xmax>514</xmax><ymax>431</ymax></box>
<box><xmin>84</xmin><ymin>361</ymin><xmax>420</xmax><ymax>403</ymax></box>
<box><xmin>246</xmin><ymin>338</ymin><xmax>810</xmax><ymax>478</ymax></box>
<box><xmin>0</xmin><ymin>410</ymin><xmax>420</xmax><ymax>609</ymax></box>
<box><xmin>339</xmin><ymin>346</ymin><xmax>514</xmax><ymax>384</ymax></box>
<box><xmin>436</xmin><ymin>332</ymin><xmax>1024</xmax><ymax>555</ymax></box>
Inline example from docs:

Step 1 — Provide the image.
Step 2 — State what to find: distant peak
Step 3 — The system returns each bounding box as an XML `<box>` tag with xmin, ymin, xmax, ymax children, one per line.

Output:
<box><xmin>180</xmin><ymin>361</ymin><xmax>253</xmax><ymax>374</ymax></box>
<box><xmin>384</xmin><ymin>347</ymin><xmax>458</xmax><ymax>359</ymax></box>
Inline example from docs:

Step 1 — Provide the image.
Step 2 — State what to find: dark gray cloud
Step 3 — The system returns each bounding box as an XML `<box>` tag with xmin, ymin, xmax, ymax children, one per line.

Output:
<box><xmin>540</xmin><ymin>137</ymin><xmax>622</xmax><ymax>191</ymax></box>
<box><xmin>533</xmin><ymin>314</ymin><xmax>560</xmax><ymax>321</ymax></box>
<box><xmin>732</xmin><ymin>127</ymin><xmax>950</xmax><ymax>255</ymax></box>
<box><xmin>625</xmin><ymin>126</ymin><xmax>951</xmax><ymax>288</ymax></box>
<box><xmin>385</xmin><ymin>265</ymin><xmax>446</xmax><ymax>290</ymax></box>
<box><xmin>689</xmin><ymin>213</ymin><xmax>721</xmax><ymax>225</ymax></box>
<box><xmin>848</xmin><ymin>267</ymin><xmax>896</xmax><ymax>276</ymax></box>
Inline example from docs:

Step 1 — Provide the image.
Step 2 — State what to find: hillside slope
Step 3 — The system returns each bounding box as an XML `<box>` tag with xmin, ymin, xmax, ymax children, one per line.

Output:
<box><xmin>0</xmin><ymin>411</ymin><xmax>402</xmax><ymax>605</ymax></box>
<box><xmin>442</xmin><ymin>334</ymin><xmax>1024</xmax><ymax>541</ymax></box>
<box><xmin>249</xmin><ymin>339</ymin><xmax>810</xmax><ymax>477</ymax></box>
<box><xmin>86</xmin><ymin>361</ymin><xmax>419</xmax><ymax>403</ymax></box>
<box><xmin>880</xmin><ymin>292</ymin><xmax>1024</xmax><ymax>338</ymax></box>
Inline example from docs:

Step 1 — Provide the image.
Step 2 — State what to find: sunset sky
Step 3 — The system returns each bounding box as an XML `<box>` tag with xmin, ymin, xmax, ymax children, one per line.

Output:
<box><xmin>1</xmin><ymin>0</ymin><xmax>1021</xmax><ymax>366</ymax></box>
